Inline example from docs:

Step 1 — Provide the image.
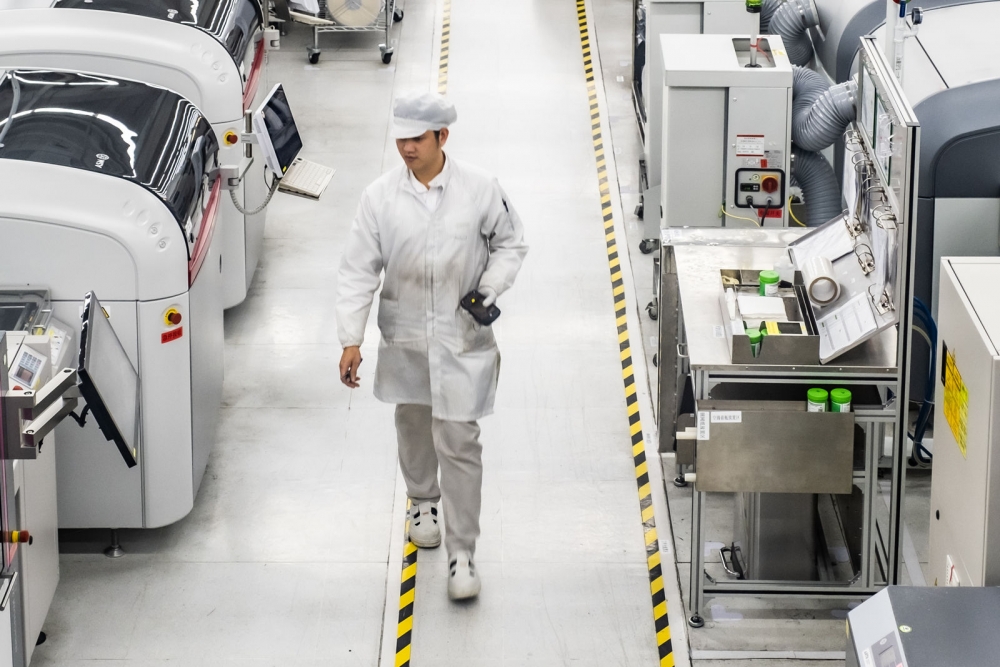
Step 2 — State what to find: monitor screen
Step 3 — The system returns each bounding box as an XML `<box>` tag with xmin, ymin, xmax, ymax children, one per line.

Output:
<box><xmin>260</xmin><ymin>84</ymin><xmax>303</xmax><ymax>174</ymax></box>
<box><xmin>78</xmin><ymin>292</ymin><xmax>139</xmax><ymax>468</ymax></box>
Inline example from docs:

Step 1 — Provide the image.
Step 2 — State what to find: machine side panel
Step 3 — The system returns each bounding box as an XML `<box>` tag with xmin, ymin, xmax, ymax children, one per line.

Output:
<box><xmin>137</xmin><ymin>295</ymin><xmax>195</xmax><ymax>529</ymax></box>
<box><xmin>725</xmin><ymin>86</ymin><xmax>792</xmax><ymax>227</ymax></box>
<box><xmin>930</xmin><ymin>198</ymin><xmax>1000</xmax><ymax>315</ymax></box>
<box><xmin>662</xmin><ymin>87</ymin><xmax>726</xmax><ymax>227</ymax></box>
<box><xmin>0</xmin><ymin>219</ymin><xmax>138</xmax><ymax>302</ymax></box>
<box><xmin>21</xmin><ymin>437</ymin><xmax>58</xmax><ymax>663</ymax></box>
<box><xmin>643</xmin><ymin>3</ymin><xmax>704</xmax><ymax>241</ymax></box>
<box><xmin>928</xmin><ymin>262</ymin><xmax>996</xmax><ymax>586</ymax></box>
<box><xmin>52</xmin><ymin>300</ymin><xmax>143</xmax><ymax>529</ymax></box>
<box><xmin>187</xmin><ymin>226</ymin><xmax>225</xmax><ymax>503</ymax></box>
<box><xmin>701</xmin><ymin>1</ymin><xmax>758</xmax><ymax>34</ymax></box>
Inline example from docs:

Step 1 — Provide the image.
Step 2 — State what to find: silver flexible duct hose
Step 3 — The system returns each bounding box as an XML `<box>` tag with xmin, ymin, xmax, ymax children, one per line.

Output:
<box><xmin>792</xmin><ymin>66</ymin><xmax>857</xmax><ymax>152</ymax></box>
<box><xmin>791</xmin><ymin>148</ymin><xmax>844</xmax><ymax>227</ymax></box>
<box><xmin>760</xmin><ymin>0</ymin><xmax>782</xmax><ymax>34</ymax></box>
<box><xmin>770</xmin><ymin>0</ymin><xmax>818</xmax><ymax>66</ymax></box>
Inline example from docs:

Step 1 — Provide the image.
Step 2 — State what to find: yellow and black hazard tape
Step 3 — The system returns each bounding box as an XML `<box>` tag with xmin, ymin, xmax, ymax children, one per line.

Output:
<box><xmin>394</xmin><ymin>499</ymin><xmax>418</xmax><ymax>667</ymax></box>
<box><xmin>575</xmin><ymin>1</ymin><xmax>673</xmax><ymax>665</ymax></box>
<box><xmin>437</xmin><ymin>0</ymin><xmax>451</xmax><ymax>95</ymax></box>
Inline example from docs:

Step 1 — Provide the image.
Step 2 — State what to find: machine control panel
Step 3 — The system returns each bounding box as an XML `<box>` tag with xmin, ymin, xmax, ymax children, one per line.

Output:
<box><xmin>735</xmin><ymin>168</ymin><xmax>785</xmax><ymax>215</ymax></box>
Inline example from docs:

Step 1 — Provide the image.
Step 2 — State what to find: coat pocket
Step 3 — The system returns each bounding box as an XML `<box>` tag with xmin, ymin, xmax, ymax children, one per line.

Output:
<box><xmin>377</xmin><ymin>297</ymin><xmax>399</xmax><ymax>342</ymax></box>
<box><xmin>457</xmin><ymin>307</ymin><xmax>496</xmax><ymax>353</ymax></box>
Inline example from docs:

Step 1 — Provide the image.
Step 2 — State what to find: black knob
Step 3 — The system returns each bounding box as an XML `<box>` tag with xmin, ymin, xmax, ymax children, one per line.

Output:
<box><xmin>912</xmin><ymin>7</ymin><xmax>924</xmax><ymax>24</ymax></box>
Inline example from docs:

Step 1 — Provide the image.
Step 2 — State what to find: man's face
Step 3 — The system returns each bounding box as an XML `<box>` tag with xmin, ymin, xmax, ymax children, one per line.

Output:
<box><xmin>396</xmin><ymin>129</ymin><xmax>448</xmax><ymax>172</ymax></box>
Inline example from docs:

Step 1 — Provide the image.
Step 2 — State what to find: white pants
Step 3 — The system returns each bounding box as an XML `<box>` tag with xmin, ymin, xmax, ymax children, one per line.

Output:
<box><xmin>395</xmin><ymin>404</ymin><xmax>483</xmax><ymax>557</ymax></box>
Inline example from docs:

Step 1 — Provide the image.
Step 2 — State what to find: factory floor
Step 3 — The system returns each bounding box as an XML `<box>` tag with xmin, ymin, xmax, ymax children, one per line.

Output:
<box><xmin>30</xmin><ymin>1</ymin><xmax>933</xmax><ymax>666</ymax></box>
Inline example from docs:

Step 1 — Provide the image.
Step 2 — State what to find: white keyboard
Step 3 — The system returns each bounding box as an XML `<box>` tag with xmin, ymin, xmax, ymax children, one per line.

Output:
<box><xmin>279</xmin><ymin>157</ymin><xmax>336</xmax><ymax>199</ymax></box>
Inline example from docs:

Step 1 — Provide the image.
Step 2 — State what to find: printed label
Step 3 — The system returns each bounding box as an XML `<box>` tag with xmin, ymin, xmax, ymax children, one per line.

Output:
<box><xmin>713</xmin><ymin>325</ymin><xmax>725</xmax><ymax>338</ymax></box>
<box><xmin>710</xmin><ymin>411</ymin><xmax>742</xmax><ymax>424</ymax></box>
<box><xmin>696</xmin><ymin>411</ymin><xmax>710</xmax><ymax>441</ymax></box>
<box><xmin>161</xmin><ymin>327</ymin><xmax>184</xmax><ymax>344</ymax></box>
<box><xmin>736</xmin><ymin>135</ymin><xmax>765</xmax><ymax>156</ymax></box>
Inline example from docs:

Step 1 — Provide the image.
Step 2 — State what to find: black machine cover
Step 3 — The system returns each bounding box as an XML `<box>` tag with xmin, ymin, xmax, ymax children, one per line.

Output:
<box><xmin>52</xmin><ymin>0</ymin><xmax>263</xmax><ymax>65</ymax></box>
<box><xmin>0</xmin><ymin>70</ymin><xmax>219</xmax><ymax>233</ymax></box>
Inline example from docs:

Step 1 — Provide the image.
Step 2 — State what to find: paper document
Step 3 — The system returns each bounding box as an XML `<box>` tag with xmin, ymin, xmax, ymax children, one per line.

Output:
<box><xmin>817</xmin><ymin>293</ymin><xmax>878</xmax><ymax>359</ymax></box>
<box><xmin>736</xmin><ymin>295</ymin><xmax>786</xmax><ymax>320</ymax></box>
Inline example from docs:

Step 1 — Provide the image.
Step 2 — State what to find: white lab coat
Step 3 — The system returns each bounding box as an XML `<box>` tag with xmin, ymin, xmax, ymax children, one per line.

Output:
<box><xmin>337</xmin><ymin>157</ymin><xmax>528</xmax><ymax>421</ymax></box>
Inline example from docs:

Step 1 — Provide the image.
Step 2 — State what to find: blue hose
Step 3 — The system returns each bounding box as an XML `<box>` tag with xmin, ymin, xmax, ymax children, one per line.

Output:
<box><xmin>909</xmin><ymin>297</ymin><xmax>936</xmax><ymax>464</ymax></box>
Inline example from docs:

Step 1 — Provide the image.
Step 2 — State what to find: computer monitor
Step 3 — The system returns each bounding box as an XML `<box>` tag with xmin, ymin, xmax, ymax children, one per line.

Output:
<box><xmin>252</xmin><ymin>83</ymin><xmax>304</xmax><ymax>178</ymax></box>
<box><xmin>78</xmin><ymin>292</ymin><xmax>139</xmax><ymax>468</ymax></box>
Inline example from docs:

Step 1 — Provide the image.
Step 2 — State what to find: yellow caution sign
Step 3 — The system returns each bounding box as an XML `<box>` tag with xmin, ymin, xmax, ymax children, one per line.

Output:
<box><xmin>943</xmin><ymin>347</ymin><xmax>968</xmax><ymax>458</ymax></box>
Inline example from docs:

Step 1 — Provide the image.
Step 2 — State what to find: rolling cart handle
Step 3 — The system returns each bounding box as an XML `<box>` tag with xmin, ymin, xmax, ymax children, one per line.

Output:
<box><xmin>189</xmin><ymin>178</ymin><xmax>223</xmax><ymax>286</ymax></box>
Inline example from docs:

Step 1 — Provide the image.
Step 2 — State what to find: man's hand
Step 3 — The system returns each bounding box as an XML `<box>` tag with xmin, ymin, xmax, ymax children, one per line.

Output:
<box><xmin>339</xmin><ymin>346</ymin><xmax>363</xmax><ymax>388</ymax></box>
<box><xmin>479</xmin><ymin>286</ymin><xmax>497</xmax><ymax>307</ymax></box>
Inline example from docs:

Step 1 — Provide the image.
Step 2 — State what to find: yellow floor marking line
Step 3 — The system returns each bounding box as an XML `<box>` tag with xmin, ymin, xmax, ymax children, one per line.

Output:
<box><xmin>575</xmin><ymin>1</ymin><xmax>673</xmax><ymax>665</ymax></box>
<box><xmin>437</xmin><ymin>0</ymin><xmax>451</xmax><ymax>95</ymax></box>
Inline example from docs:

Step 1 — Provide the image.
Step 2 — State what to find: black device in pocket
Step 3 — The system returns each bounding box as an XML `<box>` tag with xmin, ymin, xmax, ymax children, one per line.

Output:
<box><xmin>460</xmin><ymin>291</ymin><xmax>501</xmax><ymax>326</ymax></box>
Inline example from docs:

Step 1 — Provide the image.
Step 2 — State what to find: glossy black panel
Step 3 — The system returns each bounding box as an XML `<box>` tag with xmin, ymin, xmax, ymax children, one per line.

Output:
<box><xmin>53</xmin><ymin>0</ymin><xmax>263</xmax><ymax>64</ymax></box>
<box><xmin>0</xmin><ymin>70</ymin><xmax>219</xmax><ymax>231</ymax></box>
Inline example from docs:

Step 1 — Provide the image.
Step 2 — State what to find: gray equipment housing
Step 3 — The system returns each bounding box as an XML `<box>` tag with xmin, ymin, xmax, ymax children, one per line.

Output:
<box><xmin>847</xmin><ymin>586</ymin><xmax>1000</xmax><ymax>667</ymax></box>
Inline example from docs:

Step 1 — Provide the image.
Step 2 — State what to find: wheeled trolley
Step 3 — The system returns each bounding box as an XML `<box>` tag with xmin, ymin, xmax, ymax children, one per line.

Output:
<box><xmin>308</xmin><ymin>0</ymin><xmax>403</xmax><ymax>64</ymax></box>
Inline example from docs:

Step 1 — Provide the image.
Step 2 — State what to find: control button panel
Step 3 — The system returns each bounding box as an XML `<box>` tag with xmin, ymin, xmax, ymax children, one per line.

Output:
<box><xmin>735</xmin><ymin>168</ymin><xmax>786</xmax><ymax>210</ymax></box>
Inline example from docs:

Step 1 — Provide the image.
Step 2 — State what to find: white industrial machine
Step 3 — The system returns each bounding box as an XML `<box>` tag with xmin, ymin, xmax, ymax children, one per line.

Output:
<box><xmin>928</xmin><ymin>257</ymin><xmax>1000</xmax><ymax>588</ymax></box>
<box><xmin>632</xmin><ymin>0</ymin><xmax>761</xmax><ymax>249</ymax></box>
<box><xmin>659</xmin><ymin>33</ymin><xmax>793</xmax><ymax>230</ymax></box>
<box><xmin>0</xmin><ymin>70</ymin><xmax>225</xmax><ymax>530</ymax></box>
<box><xmin>0</xmin><ymin>0</ymin><xmax>278</xmax><ymax>309</ymax></box>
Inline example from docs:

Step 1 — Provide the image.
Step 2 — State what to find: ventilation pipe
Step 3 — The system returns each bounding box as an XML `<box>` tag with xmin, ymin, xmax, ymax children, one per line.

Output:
<box><xmin>770</xmin><ymin>0</ymin><xmax>819</xmax><ymax>66</ymax></box>
<box><xmin>760</xmin><ymin>0</ymin><xmax>782</xmax><ymax>34</ymax></box>
<box><xmin>791</xmin><ymin>148</ymin><xmax>844</xmax><ymax>227</ymax></box>
<box><xmin>791</xmin><ymin>66</ymin><xmax>857</xmax><ymax>152</ymax></box>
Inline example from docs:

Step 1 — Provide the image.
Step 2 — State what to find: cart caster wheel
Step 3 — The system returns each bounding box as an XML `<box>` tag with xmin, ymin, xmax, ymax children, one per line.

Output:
<box><xmin>308</xmin><ymin>51</ymin><xmax>320</xmax><ymax>65</ymax></box>
<box><xmin>639</xmin><ymin>239</ymin><xmax>658</xmax><ymax>255</ymax></box>
<box><xmin>635</xmin><ymin>202</ymin><xmax>644</xmax><ymax>220</ymax></box>
<box><xmin>673</xmin><ymin>476</ymin><xmax>688</xmax><ymax>488</ymax></box>
<box><xmin>394</xmin><ymin>9</ymin><xmax>404</xmax><ymax>22</ymax></box>
<box><xmin>689</xmin><ymin>614</ymin><xmax>705</xmax><ymax>628</ymax></box>
<box><xmin>36</xmin><ymin>632</ymin><xmax>46</xmax><ymax>647</ymax></box>
<box><xmin>382</xmin><ymin>52</ymin><xmax>393</xmax><ymax>64</ymax></box>
<box><xmin>652</xmin><ymin>354</ymin><xmax>658</xmax><ymax>367</ymax></box>
<box><xmin>646</xmin><ymin>301</ymin><xmax>658</xmax><ymax>321</ymax></box>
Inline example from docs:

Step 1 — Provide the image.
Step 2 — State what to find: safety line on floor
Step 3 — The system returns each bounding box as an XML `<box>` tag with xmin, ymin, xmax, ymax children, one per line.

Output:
<box><xmin>437</xmin><ymin>0</ymin><xmax>451</xmax><ymax>94</ymax></box>
<box><xmin>575</xmin><ymin>2</ymin><xmax>673</xmax><ymax>665</ymax></box>
<box><xmin>394</xmin><ymin>499</ymin><xmax>418</xmax><ymax>667</ymax></box>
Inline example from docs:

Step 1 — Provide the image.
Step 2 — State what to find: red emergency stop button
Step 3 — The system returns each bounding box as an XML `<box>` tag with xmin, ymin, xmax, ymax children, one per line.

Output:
<box><xmin>165</xmin><ymin>309</ymin><xmax>182</xmax><ymax>326</ymax></box>
<box><xmin>762</xmin><ymin>176</ymin><xmax>779</xmax><ymax>194</ymax></box>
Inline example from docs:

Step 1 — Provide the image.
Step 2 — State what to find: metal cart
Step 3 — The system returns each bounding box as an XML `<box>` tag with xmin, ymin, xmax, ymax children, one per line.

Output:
<box><xmin>657</xmin><ymin>37</ymin><xmax>922</xmax><ymax>628</ymax></box>
<box><xmin>308</xmin><ymin>0</ymin><xmax>403</xmax><ymax>64</ymax></box>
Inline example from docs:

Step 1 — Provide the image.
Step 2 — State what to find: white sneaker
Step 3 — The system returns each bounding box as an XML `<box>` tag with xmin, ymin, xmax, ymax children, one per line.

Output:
<box><xmin>448</xmin><ymin>551</ymin><xmax>481</xmax><ymax>600</ymax></box>
<box><xmin>407</xmin><ymin>501</ymin><xmax>441</xmax><ymax>548</ymax></box>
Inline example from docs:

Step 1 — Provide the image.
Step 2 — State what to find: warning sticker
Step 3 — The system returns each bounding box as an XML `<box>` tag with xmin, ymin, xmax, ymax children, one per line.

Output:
<box><xmin>736</xmin><ymin>135</ymin><xmax>764</xmax><ymax>156</ymax></box>
<box><xmin>943</xmin><ymin>345</ymin><xmax>968</xmax><ymax>458</ymax></box>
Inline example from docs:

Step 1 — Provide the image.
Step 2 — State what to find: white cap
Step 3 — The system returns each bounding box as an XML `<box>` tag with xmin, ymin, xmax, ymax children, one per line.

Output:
<box><xmin>389</xmin><ymin>92</ymin><xmax>457</xmax><ymax>139</ymax></box>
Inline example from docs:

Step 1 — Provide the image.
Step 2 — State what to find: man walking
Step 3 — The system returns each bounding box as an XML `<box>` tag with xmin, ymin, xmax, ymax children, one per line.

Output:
<box><xmin>337</xmin><ymin>92</ymin><xmax>528</xmax><ymax>600</ymax></box>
